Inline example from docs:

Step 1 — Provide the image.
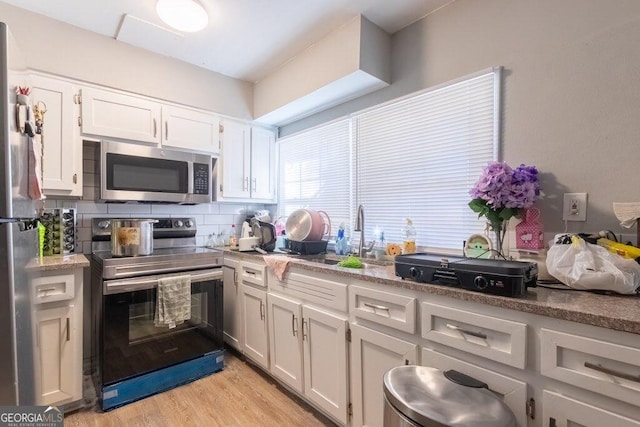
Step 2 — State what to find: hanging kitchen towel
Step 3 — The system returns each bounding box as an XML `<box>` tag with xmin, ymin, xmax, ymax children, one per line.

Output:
<box><xmin>28</xmin><ymin>135</ymin><xmax>44</xmax><ymax>200</ymax></box>
<box><xmin>155</xmin><ymin>275</ymin><xmax>191</xmax><ymax>329</ymax></box>
<box><xmin>263</xmin><ymin>255</ymin><xmax>291</xmax><ymax>280</ymax></box>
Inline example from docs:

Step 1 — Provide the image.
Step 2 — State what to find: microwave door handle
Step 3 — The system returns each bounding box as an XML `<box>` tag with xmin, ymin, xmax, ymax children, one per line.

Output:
<box><xmin>187</xmin><ymin>161</ymin><xmax>194</xmax><ymax>195</ymax></box>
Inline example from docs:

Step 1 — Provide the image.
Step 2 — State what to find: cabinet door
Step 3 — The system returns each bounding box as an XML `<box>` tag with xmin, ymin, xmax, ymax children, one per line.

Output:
<box><xmin>303</xmin><ymin>305</ymin><xmax>349</xmax><ymax>425</ymax></box>
<box><xmin>250</xmin><ymin>127</ymin><xmax>276</xmax><ymax>200</ymax></box>
<box><xmin>268</xmin><ymin>293</ymin><xmax>303</xmax><ymax>392</ymax></box>
<box><xmin>219</xmin><ymin>120</ymin><xmax>251</xmax><ymax>198</ymax></box>
<box><xmin>30</xmin><ymin>76</ymin><xmax>81</xmax><ymax>195</ymax></box>
<box><xmin>223</xmin><ymin>265</ymin><xmax>242</xmax><ymax>352</ymax></box>
<box><xmin>422</xmin><ymin>348</ymin><xmax>528</xmax><ymax>426</ymax></box>
<box><xmin>350</xmin><ymin>324</ymin><xmax>419</xmax><ymax>427</ymax></box>
<box><xmin>80</xmin><ymin>87</ymin><xmax>161</xmax><ymax>144</ymax></box>
<box><xmin>33</xmin><ymin>304</ymin><xmax>79</xmax><ymax>406</ymax></box>
<box><xmin>162</xmin><ymin>105</ymin><xmax>219</xmax><ymax>154</ymax></box>
<box><xmin>543</xmin><ymin>390</ymin><xmax>640</xmax><ymax>427</ymax></box>
<box><xmin>241</xmin><ymin>284</ymin><xmax>268</xmax><ymax>369</ymax></box>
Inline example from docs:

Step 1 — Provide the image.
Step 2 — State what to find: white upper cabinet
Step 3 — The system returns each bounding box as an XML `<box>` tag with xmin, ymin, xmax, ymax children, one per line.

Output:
<box><xmin>80</xmin><ymin>87</ymin><xmax>162</xmax><ymax>144</ymax></box>
<box><xmin>250</xmin><ymin>126</ymin><xmax>276</xmax><ymax>200</ymax></box>
<box><xmin>161</xmin><ymin>105</ymin><xmax>220</xmax><ymax>154</ymax></box>
<box><xmin>79</xmin><ymin>86</ymin><xmax>220</xmax><ymax>154</ymax></box>
<box><xmin>219</xmin><ymin>119</ymin><xmax>251</xmax><ymax>199</ymax></box>
<box><xmin>30</xmin><ymin>75</ymin><xmax>82</xmax><ymax>197</ymax></box>
<box><xmin>218</xmin><ymin>120</ymin><xmax>276</xmax><ymax>202</ymax></box>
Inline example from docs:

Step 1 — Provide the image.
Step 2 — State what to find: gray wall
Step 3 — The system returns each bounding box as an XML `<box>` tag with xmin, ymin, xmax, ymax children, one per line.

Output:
<box><xmin>281</xmin><ymin>0</ymin><xmax>640</xmax><ymax>237</ymax></box>
<box><xmin>0</xmin><ymin>2</ymin><xmax>253</xmax><ymax>120</ymax></box>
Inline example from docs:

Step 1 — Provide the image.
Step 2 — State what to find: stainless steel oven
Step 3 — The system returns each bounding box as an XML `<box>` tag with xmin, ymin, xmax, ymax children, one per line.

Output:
<box><xmin>101</xmin><ymin>268</ymin><xmax>222</xmax><ymax>385</ymax></box>
<box><xmin>91</xmin><ymin>217</ymin><xmax>224</xmax><ymax>410</ymax></box>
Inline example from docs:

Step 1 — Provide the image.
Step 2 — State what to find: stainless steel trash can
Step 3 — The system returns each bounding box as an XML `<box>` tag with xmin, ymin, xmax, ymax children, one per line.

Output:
<box><xmin>383</xmin><ymin>366</ymin><xmax>516</xmax><ymax>427</ymax></box>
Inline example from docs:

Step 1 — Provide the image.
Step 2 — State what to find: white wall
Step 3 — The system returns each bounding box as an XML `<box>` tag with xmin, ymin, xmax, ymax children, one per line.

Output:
<box><xmin>280</xmin><ymin>0</ymin><xmax>640</xmax><ymax>237</ymax></box>
<box><xmin>0</xmin><ymin>2</ymin><xmax>253</xmax><ymax>119</ymax></box>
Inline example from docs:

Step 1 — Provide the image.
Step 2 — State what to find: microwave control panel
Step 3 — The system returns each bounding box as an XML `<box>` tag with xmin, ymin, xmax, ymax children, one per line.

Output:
<box><xmin>193</xmin><ymin>163</ymin><xmax>210</xmax><ymax>195</ymax></box>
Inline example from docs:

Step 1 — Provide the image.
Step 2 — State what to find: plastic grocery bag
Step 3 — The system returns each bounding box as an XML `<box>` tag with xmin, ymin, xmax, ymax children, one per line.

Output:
<box><xmin>546</xmin><ymin>235</ymin><xmax>640</xmax><ymax>294</ymax></box>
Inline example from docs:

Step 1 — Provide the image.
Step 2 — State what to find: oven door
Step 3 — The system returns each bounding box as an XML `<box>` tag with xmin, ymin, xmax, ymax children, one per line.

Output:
<box><xmin>101</xmin><ymin>268</ymin><xmax>223</xmax><ymax>385</ymax></box>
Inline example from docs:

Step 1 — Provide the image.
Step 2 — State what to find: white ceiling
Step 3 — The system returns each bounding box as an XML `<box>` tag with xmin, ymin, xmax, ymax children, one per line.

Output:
<box><xmin>0</xmin><ymin>0</ymin><xmax>452</xmax><ymax>83</ymax></box>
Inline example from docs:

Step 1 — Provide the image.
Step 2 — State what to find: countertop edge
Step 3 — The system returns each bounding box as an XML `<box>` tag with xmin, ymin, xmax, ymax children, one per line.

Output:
<box><xmin>26</xmin><ymin>254</ymin><xmax>91</xmax><ymax>272</ymax></box>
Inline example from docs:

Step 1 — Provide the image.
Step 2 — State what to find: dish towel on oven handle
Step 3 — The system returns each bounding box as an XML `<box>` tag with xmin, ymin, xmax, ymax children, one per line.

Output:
<box><xmin>155</xmin><ymin>275</ymin><xmax>191</xmax><ymax>329</ymax></box>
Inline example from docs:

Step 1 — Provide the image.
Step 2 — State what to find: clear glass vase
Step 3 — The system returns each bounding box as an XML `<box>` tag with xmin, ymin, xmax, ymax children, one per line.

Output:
<box><xmin>487</xmin><ymin>220</ymin><xmax>508</xmax><ymax>259</ymax></box>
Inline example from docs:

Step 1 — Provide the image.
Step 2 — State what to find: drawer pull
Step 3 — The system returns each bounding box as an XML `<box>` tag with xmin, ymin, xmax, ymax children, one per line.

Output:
<box><xmin>66</xmin><ymin>317</ymin><xmax>70</xmax><ymax>341</ymax></box>
<box><xmin>38</xmin><ymin>287</ymin><xmax>58</xmax><ymax>293</ymax></box>
<box><xmin>259</xmin><ymin>301</ymin><xmax>264</xmax><ymax>320</ymax></box>
<box><xmin>446</xmin><ymin>323</ymin><xmax>487</xmax><ymax>340</ymax></box>
<box><xmin>584</xmin><ymin>361</ymin><xmax>640</xmax><ymax>383</ymax></box>
<box><xmin>363</xmin><ymin>302</ymin><xmax>390</xmax><ymax>312</ymax></box>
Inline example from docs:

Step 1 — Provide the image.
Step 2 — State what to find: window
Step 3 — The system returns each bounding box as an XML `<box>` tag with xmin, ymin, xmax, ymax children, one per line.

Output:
<box><xmin>277</xmin><ymin>119</ymin><xmax>351</xmax><ymax>232</ymax></box>
<box><xmin>277</xmin><ymin>68</ymin><xmax>500</xmax><ymax>251</ymax></box>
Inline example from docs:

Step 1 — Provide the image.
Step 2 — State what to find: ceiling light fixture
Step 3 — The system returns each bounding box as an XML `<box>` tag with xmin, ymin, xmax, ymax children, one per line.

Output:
<box><xmin>156</xmin><ymin>0</ymin><xmax>209</xmax><ymax>33</ymax></box>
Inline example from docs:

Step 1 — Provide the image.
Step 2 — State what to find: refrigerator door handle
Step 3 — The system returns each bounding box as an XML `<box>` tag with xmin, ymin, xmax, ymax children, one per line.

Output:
<box><xmin>0</xmin><ymin>217</ymin><xmax>39</xmax><ymax>231</ymax></box>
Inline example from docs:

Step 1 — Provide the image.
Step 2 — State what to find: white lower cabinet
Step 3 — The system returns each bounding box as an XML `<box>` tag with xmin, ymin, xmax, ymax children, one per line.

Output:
<box><xmin>268</xmin><ymin>292</ymin><xmax>349</xmax><ymax>425</ymax></box>
<box><xmin>421</xmin><ymin>348</ymin><xmax>528</xmax><ymax>426</ymax></box>
<box><xmin>240</xmin><ymin>284</ymin><xmax>268</xmax><ymax>369</ymax></box>
<box><xmin>542</xmin><ymin>390</ymin><xmax>640</xmax><ymax>427</ymax></box>
<box><xmin>350</xmin><ymin>324</ymin><xmax>418</xmax><ymax>427</ymax></box>
<box><xmin>222</xmin><ymin>262</ymin><xmax>242</xmax><ymax>352</ymax></box>
<box><xmin>31</xmin><ymin>268</ymin><xmax>83</xmax><ymax>407</ymax></box>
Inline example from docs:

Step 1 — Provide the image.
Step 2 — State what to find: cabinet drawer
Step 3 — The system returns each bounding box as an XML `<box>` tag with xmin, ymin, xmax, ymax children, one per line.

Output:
<box><xmin>239</xmin><ymin>261</ymin><xmax>267</xmax><ymax>288</ymax></box>
<box><xmin>542</xmin><ymin>390</ymin><xmax>640</xmax><ymax>427</ymax></box>
<box><xmin>421</xmin><ymin>302</ymin><xmax>527</xmax><ymax>369</ymax></box>
<box><xmin>421</xmin><ymin>348</ymin><xmax>528</xmax><ymax>426</ymax></box>
<box><xmin>540</xmin><ymin>328</ymin><xmax>640</xmax><ymax>407</ymax></box>
<box><xmin>32</xmin><ymin>272</ymin><xmax>75</xmax><ymax>304</ymax></box>
<box><xmin>350</xmin><ymin>285</ymin><xmax>416</xmax><ymax>333</ymax></box>
<box><xmin>269</xmin><ymin>270</ymin><xmax>347</xmax><ymax>312</ymax></box>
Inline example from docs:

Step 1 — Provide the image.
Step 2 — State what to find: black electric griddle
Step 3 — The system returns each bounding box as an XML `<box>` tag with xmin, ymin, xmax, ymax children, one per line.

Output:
<box><xmin>395</xmin><ymin>253</ymin><xmax>537</xmax><ymax>297</ymax></box>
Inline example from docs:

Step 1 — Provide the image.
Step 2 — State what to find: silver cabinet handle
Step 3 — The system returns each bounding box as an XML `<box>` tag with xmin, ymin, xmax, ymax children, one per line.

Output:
<box><xmin>73</xmin><ymin>173</ymin><xmax>77</xmax><ymax>184</ymax></box>
<box><xmin>165</xmin><ymin>121</ymin><xmax>168</xmax><ymax>139</ymax></box>
<box><xmin>446</xmin><ymin>323</ymin><xmax>487</xmax><ymax>339</ymax></box>
<box><xmin>363</xmin><ymin>302</ymin><xmax>390</xmax><ymax>312</ymax></box>
<box><xmin>584</xmin><ymin>361</ymin><xmax>640</xmax><ymax>383</ymax></box>
<box><xmin>66</xmin><ymin>317</ymin><xmax>70</xmax><ymax>341</ymax></box>
<box><xmin>302</xmin><ymin>318</ymin><xmax>308</xmax><ymax>341</ymax></box>
<box><xmin>243</xmin><ymin>177</ymin><xmax>249</xmax><ymax>191</ymax></box>
<box><xmin>292</xmin><ymin>314</ymin><xmax>298</xmax><ymax>337</ymax></box>
<box><xmin>252</xmin><ymin>178</ymin><xmax>257</xmax><ymax>192</ymax></box>
<box><xmin>153</xmin><ymin>118</ymin><xmax>157</xmax><ymax>138</ymax></box>
<box><xmin>259</xmin><ymin>301</ymin><xmax>264</xmax><ymax>320</ymax></box>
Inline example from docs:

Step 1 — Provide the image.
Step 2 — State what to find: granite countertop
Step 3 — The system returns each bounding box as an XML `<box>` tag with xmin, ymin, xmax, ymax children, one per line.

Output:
<box><xmin>224</xmin><ymin>249</ymin><xmax>640</xmax><ymax>335</ymax></box>
<box><xmin>26</xmin><ymin>253</ymin><xmax>91</xmax><ymax>272</ymax></box>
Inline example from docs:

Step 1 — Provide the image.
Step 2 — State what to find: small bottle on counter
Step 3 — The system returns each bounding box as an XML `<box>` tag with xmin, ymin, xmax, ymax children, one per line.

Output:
<box><xmin>402</xmin><ymin>218</ymin><xmax>416</xmax><ymax>254</ymax></box>
<box><xmin>229</xmin><ymin>224</ymin><xmax>239</xmax><ymax>250</ymax></box>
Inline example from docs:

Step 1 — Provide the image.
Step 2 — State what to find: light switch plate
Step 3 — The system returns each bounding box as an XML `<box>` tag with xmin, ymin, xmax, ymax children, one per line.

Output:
<box><xmin>562</xmin><ymin>193</ymin><xmax>587</xmax><ymax>221</ymax></box>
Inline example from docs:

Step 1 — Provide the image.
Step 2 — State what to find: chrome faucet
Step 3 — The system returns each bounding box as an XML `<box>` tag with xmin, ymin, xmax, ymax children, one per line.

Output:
<box><xmin>354</xmin><ymin>204</ymin><xmax>375</xmax><ymax>257</ymax></box>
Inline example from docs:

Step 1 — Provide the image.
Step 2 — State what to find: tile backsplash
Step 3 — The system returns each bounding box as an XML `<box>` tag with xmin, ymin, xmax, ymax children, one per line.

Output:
<box><xmin>46</xmin><ymin>141</ymin><xmax>274</xmax><ymax>254</ymax></box>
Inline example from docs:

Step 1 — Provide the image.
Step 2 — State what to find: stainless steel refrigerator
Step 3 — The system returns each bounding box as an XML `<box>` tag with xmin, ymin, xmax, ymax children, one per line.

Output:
<box><xmin>0</xmin><ymin>21</ymin><xmax>42</xmax><ymax>405</ymax></box>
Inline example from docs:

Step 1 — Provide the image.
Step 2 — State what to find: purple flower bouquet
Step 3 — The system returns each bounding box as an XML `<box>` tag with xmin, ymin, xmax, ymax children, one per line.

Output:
<box><xmin>469</xmin><ymin>162</ymin><xmax>540</xmax><ymax>255</ymax></box>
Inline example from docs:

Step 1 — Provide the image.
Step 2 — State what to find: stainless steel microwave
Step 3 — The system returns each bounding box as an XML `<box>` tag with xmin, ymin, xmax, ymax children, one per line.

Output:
<box><xmin>100</xmin><ymin>140</ymin><xmax>214</xmax><ymax>204</ymax></box>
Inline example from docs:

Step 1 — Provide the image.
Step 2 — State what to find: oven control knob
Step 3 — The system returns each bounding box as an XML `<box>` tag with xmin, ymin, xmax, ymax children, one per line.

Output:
<box><xmin>174</xmin><ymin>220</ymin><xmax>184</xmax><ymax>228</ymax></box>
<box><xmin>474</xmin><ymin>275</ymin><xmax>488</xmax><ymax>290</ymax></box>
<box><xmin>409</xmin><ymin>267</ymin><xmax>421</xmax><ymax>279</ymax></box>
<box><xmin>184</xmin><ymin>220</ymin><xmax>194</xmax><ymax>228</ymax></box>
<box><xmin>97</xmin><ymin>220</ymin><xmax>110</xmax><ymax>229</ymax></box>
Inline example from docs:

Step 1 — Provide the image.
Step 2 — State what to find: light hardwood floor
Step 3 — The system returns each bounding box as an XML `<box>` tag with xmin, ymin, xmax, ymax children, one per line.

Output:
<box><xmin>65</xmin><ymin>352</ymin><xmax>336</xmax><ymax>427</ymax></box>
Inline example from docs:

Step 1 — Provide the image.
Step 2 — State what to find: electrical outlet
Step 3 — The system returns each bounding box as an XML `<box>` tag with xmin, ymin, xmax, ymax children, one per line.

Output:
<box><xmin>562</xmin><ymin>193</ymin><xmax>588</xmax><ymax>221</ymax></box>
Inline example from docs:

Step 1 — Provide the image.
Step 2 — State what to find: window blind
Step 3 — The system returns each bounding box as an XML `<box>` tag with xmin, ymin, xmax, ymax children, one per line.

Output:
<box><xmin>277</xmin><ymin>119</ymin><xmax>351</xmax><ymax>234</ymax></box>
<box><xmin>353</xmin><ymin>70</ymin><xmax>499</xmax><ymax>250</ymax></box>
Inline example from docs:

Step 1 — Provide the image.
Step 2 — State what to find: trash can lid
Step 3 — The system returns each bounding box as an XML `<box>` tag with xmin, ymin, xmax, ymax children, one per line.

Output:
<box><xmin>383</xmin><ymin>366</ymin><xmax>516</xmax><ymax>427</ymax></box>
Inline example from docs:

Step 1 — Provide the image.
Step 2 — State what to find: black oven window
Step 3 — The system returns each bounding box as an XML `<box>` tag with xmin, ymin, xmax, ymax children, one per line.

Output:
<box><xmin>107</xmin><ymin>153</ymin><xmax>188</xmax><ymax>193</ymax></box>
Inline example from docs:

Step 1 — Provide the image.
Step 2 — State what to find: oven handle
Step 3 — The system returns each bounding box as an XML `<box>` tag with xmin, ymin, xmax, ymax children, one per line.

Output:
<box><xmin>103</xmin><ymin>268</ymin><xmax>223</xmax><ymax>295</ymax></box>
